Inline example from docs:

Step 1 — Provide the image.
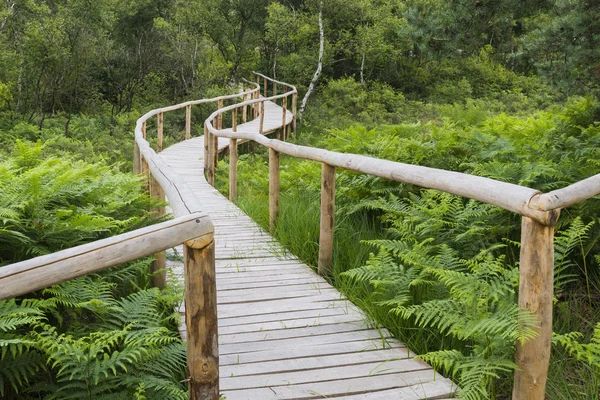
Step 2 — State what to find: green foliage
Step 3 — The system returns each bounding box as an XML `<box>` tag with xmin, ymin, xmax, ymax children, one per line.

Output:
<box><xmin>0</xmin><ymin>140</ymin><xmax>163</xmax><ymax>263</ymax></box>
<box><xmin>0</xmin><ymin>141</ymin><xmax>185</xmax><ymax>398</ymax></box>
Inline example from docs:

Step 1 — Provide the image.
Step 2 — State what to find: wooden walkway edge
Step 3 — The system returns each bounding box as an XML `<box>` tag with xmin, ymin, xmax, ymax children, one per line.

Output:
<box><xmin>160</xmin><ymin>99</ymin><xmax>456</xmax><ymax>399</ymax></box>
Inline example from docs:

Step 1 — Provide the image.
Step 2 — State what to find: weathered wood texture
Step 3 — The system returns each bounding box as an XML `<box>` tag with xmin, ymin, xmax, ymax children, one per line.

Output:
<box><xmin>513</xmin><ymin>217</ymin><xmax>555</xmax><ymax>400</ymax></box>
<box><xmin>318</xmin><ymin>163</ymin><xmax>335</xmax><ymax>276</ymax></box>
<box><xmin>229</xmin><ymin>138</ymin><xmax>237</xmax><ymax>202</ymax></box>
<box><xmin>185</xmin><ymin>104</ymin><xmax>191</xmax><ymax>140</ymax></box>
<box><xmin>157</xmin><ymin>112</ymin><xmax>164</xmax><ymax>152</ymax></box>
<box><xmin>185</xmin><ymin>239</ymin><xmax>219</xmax><ymax>400</ymax></box>
<box><xmin>269</xmin><ymin>147</ymin><xmax>280</xmax><ymax>232</ymax></box>
<box><xmin>149</xmin><ymin>174</ymin><xmax>167</xmax><ymax>288</ymax></box>
<box><xmin>158</xmin><ymin>128</ymin><xmax>456</xmax><ymax>399</ymax></box>
<box><xmin>0</xmin><ymin>214</ymin><xmax>212</xmax><ymax>300</ymax></box>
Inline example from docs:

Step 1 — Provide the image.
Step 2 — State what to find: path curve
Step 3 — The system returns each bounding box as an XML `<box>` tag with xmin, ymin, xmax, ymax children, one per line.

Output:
<box><xmin>159</xmin><ymin>98</ymin><xmax>456</xmax><ymax>399</ymax></box>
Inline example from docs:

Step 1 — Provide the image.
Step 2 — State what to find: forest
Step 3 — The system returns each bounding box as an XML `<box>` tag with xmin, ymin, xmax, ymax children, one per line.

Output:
<box><xmin>1</xmin><ymin>0</ymin><xmax>599</xmax><ymax>399</ymax></box>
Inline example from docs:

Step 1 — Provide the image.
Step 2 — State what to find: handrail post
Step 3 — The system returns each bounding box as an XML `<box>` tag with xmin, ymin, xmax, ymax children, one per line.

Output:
<box><xmin>149</xmin><ymin>174</ymin><xmax>166</xmax><ymax>288</ymax></box>
<box><xmin>263</xmin><ymin>77</ymin><xmax>267</xmax><ymax>97</ymax></box>
<box><xmin>133</xmin><ymin>141</ymin><xmax>141</xmax><ymax>174</ymax></box>
<box><xmin>273</xmin><ymin>82</ymin><xmax>277</xmax><ymax>97</ymax></box>
<box><xmin>185</xmin><ymin>104</ymin><xmax>191</xmax><ymax>140</ymax></box>
<box><xmin>141</xmin><ymin>154</ymin><xmax>150</xmax><ymax>194</ymax></box>
<box><xmin>269</xmin><ymin>147</ymin><xmax>280</xmax><ymax>232</ymax></box>
<box><xmin>513</xmin><ymin>216</ymin><xmax>555</xmax><ymax>400</ymax></box>
<box><xmin>253</xmin><ymin>90</ymin><xmax>259</xmax><ymax>119</ymax></box>
<box><xmin>259</xmin><ymin>101</ymin><xmax>265</xmax><ymax>134</ymax></box>
<box><xmin>184</xmin><ymin>234</ymin><xmax>219</xmax><ymax>400</ymax></box>
<box><xmin>318</xmin><ymin>163</ymin><xmax>335</xmax><ymax>276</ymax></box>
<box><xmin>157</xmin><ymin>112</ymin><xmax>164</xmax><ymax>152</ymax></box>
<box><xmin>229</xmin><ymin>138</ymin><xmax>237</xmax><ymax>202</ymax></box>
<box><xmin>206</xmin><ymin>123</ymin><xmax>215</xmax><ymax>186</ymax></box>
<box><xmin>282</xmin><ymin>96</ymin><xmax>287</xmax><ymax>141</ymax></box>
<box><xmin>229</xmin><ymin>108</ymin><xmax>238</xmax><ymax>201</ymax></box>
<box><xmin>140</xmin><ymin>121</ymin><xmax>149</xmax><ymax>192</ymax></box>
<box><xmin>203</xmin><ymin>123</ymin><xmax>210</xmax><ymax>176</ymax></box>
<box><xmin>292</xmin><ymin>93</ymin><xmax>297</xmax><ymax>137</ymax></box>
<box><xmin>214</xmin><ymin>100</ymin><xmax>222</xmax><ymax>170</ymax></box>
<box><xmin>242</xmin><ymin>93</ymin><xmax>247</xmax><ymax>123</ymax></box>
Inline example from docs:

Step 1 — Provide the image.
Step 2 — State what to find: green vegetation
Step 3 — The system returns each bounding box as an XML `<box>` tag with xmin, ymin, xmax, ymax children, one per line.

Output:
<box><xmin>2</xmin><ymin>0</ymin><xmax>600</xmax><ymax>398</ymax></box>
<box><xmin>0</xmin><ymin>142</ymin><xmax>187</xmax><ymax>399</ymax></box>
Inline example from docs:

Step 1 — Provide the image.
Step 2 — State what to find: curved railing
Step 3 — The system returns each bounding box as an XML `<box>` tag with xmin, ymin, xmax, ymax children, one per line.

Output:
<box><xmin>202</xmin><ymin>74</ymin><xmax>600</xmax><ymax>400</ymax></box>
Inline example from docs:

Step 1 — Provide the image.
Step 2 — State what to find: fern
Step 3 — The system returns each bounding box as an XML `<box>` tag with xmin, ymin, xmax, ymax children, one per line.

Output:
<box><xmin>553</xmin><ymin>323</ymin><xmax>600</xmax><ymax>368</ymax></box>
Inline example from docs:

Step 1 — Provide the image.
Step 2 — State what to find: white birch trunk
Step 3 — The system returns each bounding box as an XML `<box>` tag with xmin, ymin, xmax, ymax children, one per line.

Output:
<box><xmin>298</xmin><ymin>0</ymin><xmax>323</xmax><ymax>121</ymax></box>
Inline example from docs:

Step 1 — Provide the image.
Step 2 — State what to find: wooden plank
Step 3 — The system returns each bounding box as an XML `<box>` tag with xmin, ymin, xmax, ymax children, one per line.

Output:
<box><xmin>220</xmin><ymin>348</ymin><xmax>413</xmax><ymax>378</ymax></box>
<box><xmin>335</xmin><ymin>380</ymin><xmax>457</xmax><ymax>399</ymax></box>
<box><xmin>216</xmin><ymin>307</ymin><xmax>362</xmax><ymax>328</ymax></box>
<box><xmin>218</xmin><ymin>329</ymin><xmax>391</xmax><ymax>356</ymax></box>
<box><xmin>221</xmin><ymin>368</ymin><xmax>443</xmax><ymax>400</ymax></box>
<box><xmin>220</xmin><ymin>358</ymin><xmax>431</xmax><ymax>391</ymax></box>
<box><xmin>217</xmin><ymin>287</ymin><xmax>340</xmax><ymax>305</ymax></box>
<box><xmin>217</xmin><ymin>312</ymin><xmax>367</xmax><ymax>335</ymax></box>
<box><xmin>218</xmin><ymin>321</ymin><xmax>376</xmax><ymax>345</ymax></box>
<box><xmin>217</xmin><ymin>339</ymin><xmax>405</xmax><ymax>367</ymax></box>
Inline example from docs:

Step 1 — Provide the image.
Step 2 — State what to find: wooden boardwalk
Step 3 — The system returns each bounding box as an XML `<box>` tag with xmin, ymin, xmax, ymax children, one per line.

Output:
<box><xmin>160</xmin><ymin>99</ymin><xmax>456</xmax><ymax>399</ymax></box>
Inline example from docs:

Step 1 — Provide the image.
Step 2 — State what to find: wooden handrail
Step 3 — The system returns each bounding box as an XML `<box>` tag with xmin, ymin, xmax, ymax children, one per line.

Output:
<box><xmin>0</xmin><ymin>213</ymin><xmax>212</xmax><ymax>301</ymax></box>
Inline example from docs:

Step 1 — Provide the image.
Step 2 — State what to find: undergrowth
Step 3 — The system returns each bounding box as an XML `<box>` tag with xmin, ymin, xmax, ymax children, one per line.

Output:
<box><xmin>0</xmin><ymin>141</ymin><xmax>187</xmax><ymax>399</ymax></box>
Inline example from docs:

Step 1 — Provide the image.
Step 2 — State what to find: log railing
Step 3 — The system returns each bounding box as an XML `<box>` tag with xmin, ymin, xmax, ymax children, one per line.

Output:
<box><xmin>203</xmin><ymin>73</ymin><xmax>600</xmax><ymax>400</ymax></box>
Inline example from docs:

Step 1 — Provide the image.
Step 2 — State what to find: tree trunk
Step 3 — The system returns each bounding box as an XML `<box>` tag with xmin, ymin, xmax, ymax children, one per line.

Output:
<box><xmin>298</xmin><ymin>0</ymin><xmax>324</xmax><ymax>121</ymax></box>
<box><xmin>360</xmin><ymin>53</ymin><xmax>365</xmax><ymax>84</ymax></box>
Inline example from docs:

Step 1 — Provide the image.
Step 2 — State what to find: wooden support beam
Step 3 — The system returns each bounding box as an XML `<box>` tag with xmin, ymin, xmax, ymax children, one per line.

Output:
<box><xmin>269</xmin><ymin>147</ymin><xmax>280</xmax><ymax>232</ymax></box>
<box><xmin>184</xmin><ymin>238</ymin><xmax>219</xmax><ymax>400</ymax></box>
<box><xmin>185</xmin><ymin>104</ymin><xmax>191</xmax><ymax>140</ymax></box>
<box><xmin>318</xmin><ymin>163</ymin><xmax>335</xmax><ymax>276</ymax></box>
<box><xmin>292</xmin><ymin>93</ymin><xmax>297</xmax><ymax>137</ymax></box>
<box><xmin>157</xmin><ymin>112</ymin><xmax>164</xmax><ymax>152</ymax></box>
<box><xmin>133</xmin><ymin>141</ymin><xmax>141</xmax><ymax>174</ymax></box>
<box><xmin>242</xmin><ymin>93</ymin><xmax>248</xmax><ymax>123</ymax></box>
<box><xmin>213</xmin><ymin>100</ymin><xmax>222</xmax><ymax>171</ymax></box>
<box><xmin>207</xmin><ymin>124</ymin><xmax>215</xmax><ymax>186</ymax></box>
<box><xmin>229</xmin><ymin>139</ymin><xmax>237</xmax><ymax>202</ymax></box>
<box><xmin>259</xmin><ymin>101</ymin><xmax>265</xmax><ymax>134</ymax></box>
<box><xmin>282</xmin><ymin>96</ymin><xmax>287</xmax><ymax>141</ymax></box>
<box><xmin>513</xmin><ymin>216</ymin><xmax>555</xmax><ymax>400</ymax></box>
<box><xmin>232</xmin><ymin>107</ymin><xmax>237</xmax><ymax>132</ymax></box>
<box><xmin>273</xmin><ymin>82</ymin><xmax>277</xmax><ymax>97</ymax></box>
<box><xmin>203</xmin><ymin>123</ymin><xmax>209</xmax><ymax>176</ymax></box>
<box><xmin>263</xmin><ymin>77</ymin><xmax>267</xmax><ymax>97</ymax></box>
<box><xmin>141</xmin><ymin>154</ymin><xmax>150</xmax><ymax>193</ymax></box>
<box><xmin>149</xmin><ymin>174</ymin><xmax>166</xmax><ymax>289</ymax></box>
<box><xmin>142</xmin><ymin>121</ymin><xmax>147</xmax><ymax>139</ymax></box>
